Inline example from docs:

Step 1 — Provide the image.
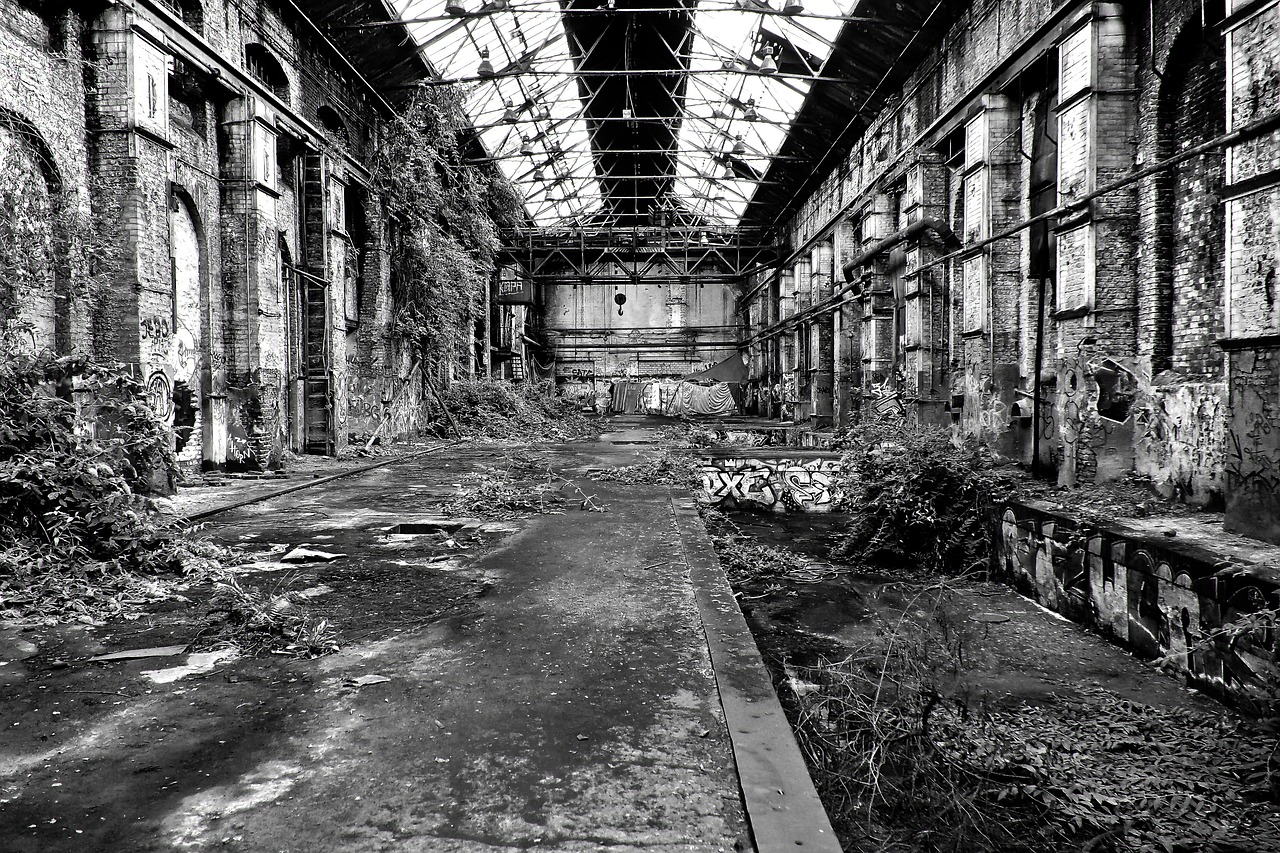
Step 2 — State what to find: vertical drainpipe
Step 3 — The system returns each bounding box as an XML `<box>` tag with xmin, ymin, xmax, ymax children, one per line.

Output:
<box><xmin>1032</xmin><ymin>273</ymin><xmax>1047</xmax><ymax>476</ymax></box>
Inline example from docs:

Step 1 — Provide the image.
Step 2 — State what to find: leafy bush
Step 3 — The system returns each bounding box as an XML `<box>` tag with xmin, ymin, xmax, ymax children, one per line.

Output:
<box><xmin>0</xmin><ymin>351</ymin><xmax>220</xmax><ymax>621</ymax></box>
<box><xmin>831</xmin><ymin>422</ymin><xmax>1010</xmax><ymax>575</ymax></box>
<box><xmin>201</xmin><ymin>575</ymin><xmax>338</xmax><ymax>658</ymax></box>
<box><xmin>440</xmin><ymin>378</ymin><xmax>599</xmax><ymax>441</ymax></box>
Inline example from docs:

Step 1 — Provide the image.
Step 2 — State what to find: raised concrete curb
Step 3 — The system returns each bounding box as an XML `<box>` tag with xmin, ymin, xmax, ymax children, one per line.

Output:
<box><xmin>671</xmin><ymin>496</ymin><xmax>842</xmax><ymax>853</ymax></box>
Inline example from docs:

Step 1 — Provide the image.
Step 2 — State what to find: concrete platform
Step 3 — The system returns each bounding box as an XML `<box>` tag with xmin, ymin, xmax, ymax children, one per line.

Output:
<box><xmin>0</xmin><ymin>431</ymin><xmax>838</xmax><ymax>852</ymax></box>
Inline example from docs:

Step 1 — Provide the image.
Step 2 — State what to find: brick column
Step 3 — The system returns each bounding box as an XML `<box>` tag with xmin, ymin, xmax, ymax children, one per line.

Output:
<box><xmin>902</xmin><ymin>153</ymin><xmax>950</xmax><ymax>426</ymax></box>
<box><xmin>1052</xmin><ymin>2</ymin><xmax>1140</xmax><ymax>486</ymax></box>
<box><xmin>832</xmin><ymin>217</ymin><xmax>860</xmax><ymax>427</ymax></box>
<box><xmin>953</xmin><ymin>94</ymin><xmax>1021</xmax><ymax>449</ymax></box>
<box><xmin>810</xmin><ymin>239</ymin><xmax>835</xmax><ymax>425</ymax></box>
<box><xmin>1223</xmin><ymin>0</ymin><xmax>1280</xmax><ymax>542</ymax></box>
<box><xmin>859</xmin><ymin>194</ymin><xmax>895</xmax><ymax>386</ymax></box>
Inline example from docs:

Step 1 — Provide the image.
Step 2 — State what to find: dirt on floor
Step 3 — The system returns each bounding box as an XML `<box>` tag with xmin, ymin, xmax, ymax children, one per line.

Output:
<box><xmin>0</xmin><ymin>434</ymin><xmax>749</xmax><ymax>853</ymax></box>
<box><xmin>711</xmin><ymin>509</ymin><xmax>1280</xmax><ymax>853</ymax></box>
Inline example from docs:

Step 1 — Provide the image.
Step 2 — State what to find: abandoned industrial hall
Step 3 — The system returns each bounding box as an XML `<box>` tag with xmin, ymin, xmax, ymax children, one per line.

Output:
<box><xmin>3</xmin><ymin>0</ymin><xmax>1280</xmax><ymax>851</ymax></box>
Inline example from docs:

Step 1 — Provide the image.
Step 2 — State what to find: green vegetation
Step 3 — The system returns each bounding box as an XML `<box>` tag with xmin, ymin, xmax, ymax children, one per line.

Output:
<box><xmin>373</xmin><ymin>86</ymin><xmax>524</xmax><ymax>371</ymax></box>
<box><xmin>0</xmin><ymin>348</ymin><xmax>224</xmax><ymax>622</ymax></box>
<box><xmin>831</xmin><ymin>421</ymin><xmax>1010</xmax><ymax>576</ymax></box>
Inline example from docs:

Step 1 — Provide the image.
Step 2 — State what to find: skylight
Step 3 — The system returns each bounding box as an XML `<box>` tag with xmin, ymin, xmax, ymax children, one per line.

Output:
<box><xmin>392</xmin><ymin>0</ymin><xmax>852</xmax><ymax>228</ymax></box>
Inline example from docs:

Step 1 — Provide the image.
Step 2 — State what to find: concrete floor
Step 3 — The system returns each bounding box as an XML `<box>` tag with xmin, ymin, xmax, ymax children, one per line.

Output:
<box><xmin>0</xmin><ymin>430</ymin><xmax>806</xmax><ymax>853</ymax></box>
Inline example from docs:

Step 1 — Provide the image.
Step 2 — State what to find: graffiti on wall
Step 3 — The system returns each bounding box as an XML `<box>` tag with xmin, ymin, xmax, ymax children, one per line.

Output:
<box><xmin>1052</xmin><ymin>348</ymin><xmax>1226</xmax><ymax>502</ymax></box>
<box><xmin>997</xmin><ymin>502</ymin><xmax>1279</xmax><ymax>708</ymax></box>
<box><xmin>1224</xmin><ymin>347</ymin><xmax>1280</xmax><ymax>541</ymax></box>
<box><xmin>344</xmin><ymin>358</ymin><xmax>427</xmax><ymax>442</ymax></box>
<box><xmin>699</xmin><ymin>455</ymin><xmax>843</xmax><ymax>512</ymax></box>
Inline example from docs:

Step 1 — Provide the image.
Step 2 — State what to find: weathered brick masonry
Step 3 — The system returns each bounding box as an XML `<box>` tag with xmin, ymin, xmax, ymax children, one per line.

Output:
<box><xmin>740</xmin><ymin>0</ymin><xmax>1280</xmax><ymax>543</ymax></box>
<box><xmin>0</xmin><ymin>0</ymin><xmax>428</xmax><ymax>475</ymax></box>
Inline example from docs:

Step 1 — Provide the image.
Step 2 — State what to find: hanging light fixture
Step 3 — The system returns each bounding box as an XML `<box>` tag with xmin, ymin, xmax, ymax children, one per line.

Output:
<box><xmin>758</xmin><ymin>46</ymin><xmax>777</xmax><ymax>75</ymax></box>
<box><xmin>445</xmin><ymin>0</ymin><xmax>466</xmax><ymax>16</ymax></box>
<box><xmin>782</xmin><ymin>0</ymin><xmax>804</xmax><ymax>13</ymax></box>
<box><xmin>724</xmin><ymin>162</ymin><xmax>735</xmax><ymax>178</ymax></box>
<box><xmin>519</xmin><ymin>136</ymin><xmax>534</xmax><ymax>156</ymax></box>
<box><xmin>731</xmin><ymin>134</ymin><xmax>747</xmax><ymax>155</ymax></box>
<box><xmin>621</xmin><ymin>107</ymin><xmax>632</xmax><ymax>119</ymax></box>
<box><xmin>536</xmin><ymin>103</ymin><xmax>552</xmax><ymax>120</ymax></box>
<box><xmin>487</xmin><ymin>0</ymin><xmax>510</xmax><ymax>9</ymax></box>
<box><xmin>532</xmin><ymin>167</ymin><xmax>544</xmax><ymax>181</ymax></box>
<box><xmin>743</xmin><ymin>97</ymin><xmax>759</xmax><ymax>121</ymax></box>
<box><xmin>502</xmin><ymin>99</ymin><xmax>520</xmax><ymax>123</ymax></box>
<box><xmin>476</xmin><ymin>47</ymin><xmax>495</xmax><ymax>77</ymax></box>
<box><xmin>720</xmin><ymin>56</ymin><xmax>738</xmax><ymax>72</ymax></box>
<box><xmin>711</xmin><ymin>103</ymin><xmax>727</xmax><ymax>119</ymax></box>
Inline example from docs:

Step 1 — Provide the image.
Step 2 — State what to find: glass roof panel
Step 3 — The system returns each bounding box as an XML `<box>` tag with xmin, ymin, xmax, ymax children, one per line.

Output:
<box><xmin>392</xmin><ymin>0</ymin><xmax>856</xmax><ymax>228</ymax></box>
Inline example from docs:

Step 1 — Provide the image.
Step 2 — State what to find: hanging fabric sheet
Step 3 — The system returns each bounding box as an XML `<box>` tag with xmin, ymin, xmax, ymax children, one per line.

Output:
<box><xmin>685</xmin><ymin>382</ymin><xmax>736</xmax><ymax>416</ymax></box>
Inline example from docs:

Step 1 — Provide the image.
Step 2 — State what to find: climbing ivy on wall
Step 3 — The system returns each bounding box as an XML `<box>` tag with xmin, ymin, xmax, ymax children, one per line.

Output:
<box><xmin>373</xmin><ymin>86</ymin><xmax>525</xmax><ymax>371</ymax></box>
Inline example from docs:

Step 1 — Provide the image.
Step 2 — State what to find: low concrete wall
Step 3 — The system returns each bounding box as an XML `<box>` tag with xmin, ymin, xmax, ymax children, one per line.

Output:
<box><xmin>996</xmin><ymin>500</ymin><xmax>1280</xmax><ymax>709</ymax></box>
<box><xmin>698</xmin><ymin>451</ymin><xmax>843</xmax><ymax>513</ymax></box>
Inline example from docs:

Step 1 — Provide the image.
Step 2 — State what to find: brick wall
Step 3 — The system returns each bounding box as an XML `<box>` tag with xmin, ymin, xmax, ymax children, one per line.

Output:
<box><xmin>740</xmin><ymin>0</ymin><xmax>1277</xmax><ymax>534</ymax></box>
<box><xmin>0</xmin><ymin>3</ymin><xmax>92</xmax><ymax>355</ymax></box>
<box><xmin>0</xmin><ymin>0</ymin><xmax>420</xmax><ymax>476</ymax></box>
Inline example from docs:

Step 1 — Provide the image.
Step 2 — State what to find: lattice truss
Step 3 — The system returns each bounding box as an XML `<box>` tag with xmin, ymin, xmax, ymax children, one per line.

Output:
<box><xmin>389</xmin><ymin>0</ymin><xmax>857</xmax><ymax>228</ymax></box>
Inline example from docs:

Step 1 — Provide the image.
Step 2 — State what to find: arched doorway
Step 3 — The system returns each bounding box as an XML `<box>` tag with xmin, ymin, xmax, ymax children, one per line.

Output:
<box><xmin>170</xmin><ymin>192</ymin><xmax>204</xmax><ymax>470</ymax></box>
<box><xmin>0</xmin><ymin>111</ymin><xmax>63</xmax><ymax>354</ymax></box>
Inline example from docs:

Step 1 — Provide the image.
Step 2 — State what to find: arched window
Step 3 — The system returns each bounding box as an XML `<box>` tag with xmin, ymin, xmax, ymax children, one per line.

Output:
<box><xmin>0</xmin><ymin>109</ymin><xmax>64</xmax><ymax>353</ymax></box>
<box><xmin>160</xmin><ymin>0</ymin><xmax>204</xmax><ymax>33</ymax></box>
<box><xmin>316</xmin><ymin>106</ymin><xmax>349</xmax><ymax>145</ymax></box>
<box><xmin>1156</xmin><ymin>14</ymin><xmax>1226</xmax><ymax>378</ymax></box>
<box><xmin>244</xmin><ymin>44</ymin><xmax>289</xmax><ymax>101</ymax></box>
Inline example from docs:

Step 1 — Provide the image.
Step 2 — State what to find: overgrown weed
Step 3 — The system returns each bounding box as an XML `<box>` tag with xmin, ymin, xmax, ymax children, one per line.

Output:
<box><xmin>831</xmin><ymin>421</ymin><xmax>1012</xmax><ymax>575</ymax></box>
<box><xmin>440</xmin><ymin>379</ymin><xmax>600</xmax><ymax>442</ymax></box>
<box><xmin>703</xmin><ymin>508</ymin><xmax>847</xmax><ymax>587</ymax></box>
<box><xmin>0</xmin><ymin>348</ymin><xmax>235</xmax><ymax>623</ymax></box>
<box><xmin>441</xmin><ymin>458</ymin><xmax>606</xmax><ymax>519</ymax></box>
<box><xmin>787</xmin><ymin>581</ymin><xmax>1280</xmax><ymax>852</ymax></box>
<box><xmin>594</xmin><ymin>449</ymin><xmax>701</xmax><ymax>490</ymax></box>
<box><xmin>199</xmin><ymin>574</ymin><xmax>338</xmax><ymax>658</ymax></box>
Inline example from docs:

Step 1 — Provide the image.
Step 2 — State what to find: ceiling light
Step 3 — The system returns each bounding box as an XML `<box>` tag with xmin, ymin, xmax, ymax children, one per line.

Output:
<box><xmin>720</xmin><ymin>57</ymin><xmax>738</xmax><ymax>72</ymax></box>
<box><xmin>621</xmin><ymin>107</ymin><xmax>632</xmax><ymax>119</ymax></box>
<box><xmin>731</xmin><ymin>134</ymin><xmax>747</xmax><ymax>155</ymax></box>
<box><xmin>759</xmin><ymin>46</ymin><xmax>777</xmax><ymax>75</ymax></box>
<box><xmin>711</xmin><ymin>104</ymin><xmax>727</xmax><ymax>119</ymax></box>
<box><xmin>445</xmin><ymin>0</ymin><xmax>466</xmax><ymax>15</ymax></box>
<box><xmin>536</xmin><ymin>103</ymin><xmax>551</xmax><ymax>120</ymax></box>
<box><xmin>487</xmin><ymin>0</ymin><xmax>509</xmax><ymax>9</ymax></box>
<box><xmin>476</xmin><ymin>48</ymin><xmax>495</xmax><ymax>77</ymax></box>
<box><xmin>724</xmin><ymin>163</ymin><xmax>735</xmax><ymax>178</ymax></box>
<box><xmin>532</xmin><ymin>167</ymin><xmax>544</xmax><ymax>181</ymax></box>
<box><xmin>782</xmin><ymin>0</ymin><xmax>804</xmax><ymax>13</ymax></box>
<box><xmin>743</xmin><ymin>97</ymin><xmax>759</xmax><ymax>121</ymax></box>
<box><xmin>502</xmin><ymin>100</ymin><xmax>520</xmax><ymax>123</ymax></box>
<box><xmin>520</xmin><ymin>136</ymin><xmax>534</xmax><ymax>156</ymax></box>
